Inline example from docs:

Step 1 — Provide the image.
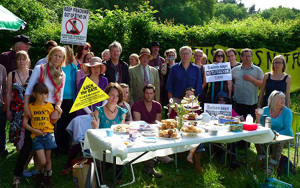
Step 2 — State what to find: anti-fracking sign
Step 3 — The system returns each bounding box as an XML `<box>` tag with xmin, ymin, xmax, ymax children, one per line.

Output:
<box><xmin>69</xmin><ymin>77</ymin><xmax>109</xmax><ymax>113</ymax></box>
<box><xmin>60</xmin><ymin>6</ymin><xmax>89</xmax><ymax>45</ymax></box>
<box><xmin>204</xmin><ymin>62</ymin><xmax>232</xmax><ymax>83</ymax></box>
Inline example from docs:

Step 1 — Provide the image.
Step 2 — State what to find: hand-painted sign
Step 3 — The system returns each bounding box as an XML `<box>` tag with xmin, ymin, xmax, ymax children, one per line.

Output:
<box><xmin>60</xmin><ymin>6</ymin><xmax>89</xmax><ymax>45</ymax></box>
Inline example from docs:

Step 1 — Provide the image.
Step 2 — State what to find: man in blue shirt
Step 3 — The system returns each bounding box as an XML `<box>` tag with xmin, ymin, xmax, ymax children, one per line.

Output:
<box><xmin>166</xmin><ymin>46</ymin><xmax>202</xmax><ymax>100</ymax></box>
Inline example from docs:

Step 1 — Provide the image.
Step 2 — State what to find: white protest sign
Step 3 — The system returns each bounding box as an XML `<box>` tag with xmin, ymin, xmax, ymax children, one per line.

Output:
<box><xmin>60</xmin><ymin>6</ymin><xmax>89</xmax><ymax>45</ymax></box>
<box><xmin>204</xmin><ymin>62</ymin><xmax>232</xmax><ymax>83</ymax></box>
<box><xmin>204</xmin><ymin>103</ymin><xmax>232</xmax><ymax>117</ymax></box>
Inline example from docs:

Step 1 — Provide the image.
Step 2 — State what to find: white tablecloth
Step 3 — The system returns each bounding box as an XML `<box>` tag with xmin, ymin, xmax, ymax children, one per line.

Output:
<box><xmin>84</xmin><ymin>126</ymin><xmax>274</xmax><ymax>165</ymax></box>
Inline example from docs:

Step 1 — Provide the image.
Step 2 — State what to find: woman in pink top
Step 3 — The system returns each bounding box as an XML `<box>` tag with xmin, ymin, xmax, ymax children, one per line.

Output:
<box><xmin>76</xmin><ymin>52</ymin><xmax>94</xmax><ymax>89</ymax></box>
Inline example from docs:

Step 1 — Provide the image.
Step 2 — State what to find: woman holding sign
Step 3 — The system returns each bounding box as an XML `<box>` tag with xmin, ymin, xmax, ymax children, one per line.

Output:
<box><xmin>76</xmin><ymin>57</ymin><xmax>108</xmax><ymax>116</ymax></box>
<box><xmin>258</xmin><ymin>55</ymin><xmax>291</xmax><ymax>108</ymax></box>
<box><xmin>205</xmin><ymin>49</ymin><xmax>232</xmax><ymax>103</ymax></box>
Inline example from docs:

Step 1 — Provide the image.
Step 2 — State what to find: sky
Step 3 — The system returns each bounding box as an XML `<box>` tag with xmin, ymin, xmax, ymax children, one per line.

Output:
<box><xmin>241</xmin><ymin>0</ymin><xmax>300</xmax><ymax>11</ymax></box>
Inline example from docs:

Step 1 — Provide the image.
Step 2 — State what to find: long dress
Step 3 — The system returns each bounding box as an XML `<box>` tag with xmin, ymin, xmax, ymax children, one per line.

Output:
<box><xmin>9</xmin><ymin>70</ymin><xmax>32</xmax><ymax>148</ymax></box>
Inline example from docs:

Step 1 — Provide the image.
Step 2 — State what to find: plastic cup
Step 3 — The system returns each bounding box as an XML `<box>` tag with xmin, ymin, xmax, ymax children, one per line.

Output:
<box><xmin>106</xmin><ymin>129</ymin><xmax>114</xmax><ymax>137</ymax></box>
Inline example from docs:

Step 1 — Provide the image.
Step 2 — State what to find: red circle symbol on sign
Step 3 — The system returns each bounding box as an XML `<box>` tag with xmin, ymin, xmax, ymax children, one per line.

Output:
<box><xmin>65</xmin><ymin>18</ymin><xmax>83</xmax><ymax>35</ymax></box>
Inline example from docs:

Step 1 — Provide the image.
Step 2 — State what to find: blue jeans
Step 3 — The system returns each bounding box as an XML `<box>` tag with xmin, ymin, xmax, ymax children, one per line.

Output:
<box><xmin>32</xmin><ymin>133</ymin><xmax>57</xmax><ymax>151</ymax></box>
<box><xmin>0</xmin><ymin>105</ymin><xmax>7</xmax><ymax>152</ymax></box>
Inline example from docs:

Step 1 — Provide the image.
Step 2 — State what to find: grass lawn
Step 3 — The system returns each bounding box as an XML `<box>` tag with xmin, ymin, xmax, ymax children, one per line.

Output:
<box><xmin>0</xmin><ymin>143</ymin><xmax>299</xmax><ymax>188</ymax></box>
<box><xmin>1</xmin><ymin>91</ymin><xmax>300</xmax><ymax>187</ymax></box>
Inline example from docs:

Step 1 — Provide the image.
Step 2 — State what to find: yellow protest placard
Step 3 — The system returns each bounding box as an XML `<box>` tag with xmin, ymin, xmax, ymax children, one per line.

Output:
<box><xmin>191</xmin><ymin>45</ymin><xmax>300</xmax><ymax>92</ymax></box>
<box><xmin>69</xmin><ymin>77</ymin><xmax>109</xmax><ymax>113</ymax></box>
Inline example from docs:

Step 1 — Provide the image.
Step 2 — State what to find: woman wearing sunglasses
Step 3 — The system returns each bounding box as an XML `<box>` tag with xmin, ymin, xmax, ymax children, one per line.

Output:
<box><xmin>255</xmin><ymin>90</ymin><xmax>293</xmax><ymax>174</ymax></box>
<box><xmin>75</xmin><ymin>42</ymin><xmax>91</xmax><ymax>69</ymax></box>
<box><xmin>258</xmin><ymin>55</ymin><xmax>291</xmax><ymax>108</ymax></box>
<box><xmin>205</xmin><ymin>49</ymin><xmax>232</xmax><ymax>103</ymax></box>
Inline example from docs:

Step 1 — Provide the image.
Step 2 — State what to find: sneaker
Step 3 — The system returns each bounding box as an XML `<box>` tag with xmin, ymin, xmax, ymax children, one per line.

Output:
<box><xmin>23</xmin><ymin>170</ymin><xmax>32</xmax><ymax>177</ymax></box>
<box><xmin>0</xmin><ymin>149</ymin><xmax>8</xmax><ymax>157</ymax></box>
<box><xmin>143</xmin><ymin>167</ymin><xmax>162</xmax><ymax>178</ymax></box>
<box><xmin>31</xmin><ymin>169</ymin><xmax>38</xmax><ymax>176</ymax></box>
<box><xmin>157</xmin><ymin>156</ymin><xmax>173</xmax><ymax>164</ymax></box>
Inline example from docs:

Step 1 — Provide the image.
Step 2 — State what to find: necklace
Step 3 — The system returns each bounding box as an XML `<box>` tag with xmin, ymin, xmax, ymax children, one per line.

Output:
<box><xmin>16</xmin><ymin>70</ymin><xmax>27</xmax><ymax>85</ymax></box>
<box><xmin>106</xmin><ymin>105</ymin><xmax>117</xmax><ymax>116</ymax></box>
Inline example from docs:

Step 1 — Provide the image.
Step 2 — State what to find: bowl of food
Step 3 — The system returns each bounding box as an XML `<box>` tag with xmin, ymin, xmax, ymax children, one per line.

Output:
<box><xmin>218</xmin><ymin>115</ymin><xmax>238</xmax><ymax>124</ymax></box>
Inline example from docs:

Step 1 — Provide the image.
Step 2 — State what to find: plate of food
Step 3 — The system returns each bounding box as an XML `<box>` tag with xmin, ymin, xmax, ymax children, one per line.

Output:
<box><xmin>181</xmin><ymin>125</ymin><xmax>204</xmax><ymax>136</ymax></box>
<box><xmin>183</xmin><ymin>104</ymin><xmax>201</xmax><ymax>111</ymax></box>
<box><xmin>142</xmin><ymin>131</ymin><xmax>156</xmax><ymax>137</ymax></box>
<box><xmin>111</xmin><ymin>124</ymin><xmax>129</xmax><ymax>134</ymax></box>
<box><xmin>157</xmin><ymin>129</ymin><xmax>181</xmax><ymax>139</ymax></box>
<box><xmin>183</xmin><ymin>112</ymin><xmax>202</xmax><ymax>121</ymax></box>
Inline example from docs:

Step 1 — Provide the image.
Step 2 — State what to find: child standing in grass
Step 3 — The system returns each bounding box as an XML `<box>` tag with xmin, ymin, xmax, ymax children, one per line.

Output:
<box><xmin>23</xmin><ymin>82</ymin><xmax>62</xmax><ymax>187</ymax></box>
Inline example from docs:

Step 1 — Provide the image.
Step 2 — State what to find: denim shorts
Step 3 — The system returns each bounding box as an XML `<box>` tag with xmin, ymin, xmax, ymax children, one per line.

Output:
<box><xmin>32</xmin><ymin>133</ymin><xmax>57</xmax><ymax>151</ymax></box>
<box><xmin>195</xmin><ymin>143</ymin><xmax>205</xmax><ymax>153</ymax></box>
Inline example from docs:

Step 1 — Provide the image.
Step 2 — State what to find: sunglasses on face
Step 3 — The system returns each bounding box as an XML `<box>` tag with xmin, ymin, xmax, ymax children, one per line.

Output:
<box><xmin>218</xmin><ymin>99</ymin><xmax>226</xmax><ymax>102</ymax></box>
<box><xmin>273</xmin><ymin>61</ymin><xmax>283</xmax><ymax>65</ymax></box>
<box><xmin>84</xmin><ymin>46</ymin><xmax>90</xmax><ymax>50</ymax></box>
<box><xmin>216</xmin><ymin>54</ymin><xmax>224</xmax><ymax>58</ymax></box>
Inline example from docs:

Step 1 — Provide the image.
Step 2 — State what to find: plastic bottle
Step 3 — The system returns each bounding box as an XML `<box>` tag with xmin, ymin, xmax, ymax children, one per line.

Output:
<box><xmin>267</xmin><ymin>177</ymin><xmax>293</xmax><ymax>188</ymax></box>
<box><xmin>246</xmin><ymin>114</ymin><xmax>253</xmax><ymax>124</ymax></box>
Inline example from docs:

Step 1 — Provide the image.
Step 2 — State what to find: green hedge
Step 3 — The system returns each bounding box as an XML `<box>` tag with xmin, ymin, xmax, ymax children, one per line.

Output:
<box><xmin>1</xmin><ymin>3</ymin><xmax>300</xmax><ymax>65</ymax></box>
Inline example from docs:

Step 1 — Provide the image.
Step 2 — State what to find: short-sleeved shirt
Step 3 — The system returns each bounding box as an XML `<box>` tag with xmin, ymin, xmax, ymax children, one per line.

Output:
<box><xmin>232</xmin><ymin>63</ymin><xmax>263</xmax><ymax>105</ymax></box>
<box><xmin>96</xmin><ymin>105</ymin><xmax>127</xmax><ymax>129</ymax></box>
<box><xmin>166</xmin><ymin>62</ymin><xmax>202</xmax><ymax>98</ymax></box>
<box><xmin>132</xmin><ymin>100</ymin><xmax>162</xmax><ymax>124</ymax></box>
<box><xmin>29</xmin><ymin>102</ymin><xmax>55</xmax><ymax>138</ymax></box>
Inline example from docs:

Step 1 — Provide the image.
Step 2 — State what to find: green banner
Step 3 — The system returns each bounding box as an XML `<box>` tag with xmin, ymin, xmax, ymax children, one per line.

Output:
<box><xmin>191</xmin><ymin>45</ymin><xmax>300</xmax><ymax>92</ymax></box>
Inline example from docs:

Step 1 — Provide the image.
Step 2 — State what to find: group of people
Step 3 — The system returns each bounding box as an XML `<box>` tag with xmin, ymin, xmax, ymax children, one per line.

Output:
<box><xmin>0</xmin><ymin>34</ymin><xmax>293</xmax><ymax>187</ymax></box>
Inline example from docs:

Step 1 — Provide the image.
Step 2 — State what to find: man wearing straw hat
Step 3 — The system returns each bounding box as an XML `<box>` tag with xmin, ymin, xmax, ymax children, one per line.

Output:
<box><xmin>129</xmin><ymin>48</ymin><xmax>160</xmax><ymax>104</ymax></box>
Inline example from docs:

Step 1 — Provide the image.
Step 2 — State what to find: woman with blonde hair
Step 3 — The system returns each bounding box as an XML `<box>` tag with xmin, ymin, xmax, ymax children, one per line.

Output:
<box><xmin>258</xmin><ymin>55</ymin><xmax>291</xmax><ymax>108</ymax></box>
<box><xmin>255</xmin><ymin>90</ymin><xmax>293</xmax><ymax>173</ymax></box>
<box><xmin>56</xmin><ymin>45</ymin><xmax>78</xmax><ymax>154</ymax></box>
<box><xmin>129</xmin><ymin>53</ymin><xmax>139</xmax><ymax>67</ymax></box>
<box><xmin>13</xmin><ymin>46</ymin><xmax>66</xmax><ymax>187</ymax></box>
<box><xmin>7</xmin><ymin>51</ymin><xmax>32</xmax><ymax>151</ymax></box>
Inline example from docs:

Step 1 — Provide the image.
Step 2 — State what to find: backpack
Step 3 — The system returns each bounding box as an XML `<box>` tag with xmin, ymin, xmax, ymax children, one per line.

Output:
<box><xmin>277</xmin><ymin>154</ymin><xmax>296</xmax><ymax>176</ymax></box>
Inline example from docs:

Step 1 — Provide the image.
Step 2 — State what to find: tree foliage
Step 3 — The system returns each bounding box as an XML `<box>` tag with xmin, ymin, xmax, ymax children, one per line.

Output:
<box><xmin>0</xmin><ymin>0</ymin><xmax>299</xmax><ymax>64</ymax></box>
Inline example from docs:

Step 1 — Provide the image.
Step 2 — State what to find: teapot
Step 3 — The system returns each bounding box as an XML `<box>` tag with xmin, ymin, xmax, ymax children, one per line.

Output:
<box><xmin>202</xmin><ymin>113</ymin><xmax>211</xmax><ymax>123</ymax></box>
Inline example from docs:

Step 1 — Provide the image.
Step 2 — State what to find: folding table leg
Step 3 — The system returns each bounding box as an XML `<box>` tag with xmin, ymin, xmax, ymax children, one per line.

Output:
<box><xmin>93</xmin><ymin>157</ymin><xmax>101</xmax><ymax>188</ymax></box>
<box><xmin>288</xmin><ymin>142</ymin><xmax>290</xmax><ymax>177</ymax></box>
<box><xmin>120</xmin><ymin>164</ymin><xmax>136</xmax><ymax>187</ymax></box>
<box><xmin>266</xmin><ymin>144</ymin><xmax>270</xmax><ymax>179</ymax></box>
<box><xmin>175</xmin><ymin>153</ymin><xmax>179</xmax><ymax>172</ymax></box>
<box><xmin>209</xmin><ymin>143</ymin><xmax>212</xmax><ymax>163</ymax></box>
<box><xmin>225</xmin><ymin>144</ymin><xmax>227</xmax><ymax>166</ymax></box>
<box><xmin>113</xmin><ymin>156</ymin><xmax>117</xmax><ymax>188</ymax></box>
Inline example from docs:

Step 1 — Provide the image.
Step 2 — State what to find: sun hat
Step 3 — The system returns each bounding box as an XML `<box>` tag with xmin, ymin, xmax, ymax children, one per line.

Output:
<box><xmin>138</xmin><ymin>48</ymin><xmax>153</xmax><ymax>60</ymax></box>
<box><xmin>85</xmin><ymin>57</ymin><xmax>106</xmax><ymax>74</ymax></box>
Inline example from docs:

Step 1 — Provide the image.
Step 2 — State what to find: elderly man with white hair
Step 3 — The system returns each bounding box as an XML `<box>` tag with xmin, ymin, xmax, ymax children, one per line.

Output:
<box><xmin>166</xmin><ymin>46</ymin><xmax>202</xmax><ymax>101</ymax></box>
